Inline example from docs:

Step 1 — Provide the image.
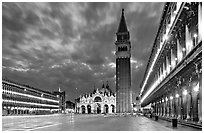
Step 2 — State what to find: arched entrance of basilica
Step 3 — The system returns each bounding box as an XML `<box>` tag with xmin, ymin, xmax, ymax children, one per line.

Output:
<box><xmin>111</xmin><ymin>105</ymin><xmax>115</xmax><ymax>113</ymax></box>
<box><xmin>96</xmin><ymin>103</ymin><xmax>101</xmax><ymax>114</ymax></box>
<box><xmin>87</xmin><ymin>105</ymin><xmax>91</xmax><ymax>114</ymax></box>
<box><xmin>104</xmin><ymin>104</ymin><xmax>109</xmax><ymax>113</ymax></box>
<box><xmin>81</xmin><ymin>105</ymin><xmax>85</xmax><ymax>114</ymax></box>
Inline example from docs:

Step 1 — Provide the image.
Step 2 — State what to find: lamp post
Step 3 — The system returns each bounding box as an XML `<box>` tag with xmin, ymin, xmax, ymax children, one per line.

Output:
<box><xmin>193</xmin><ymin>33</ymin><xmax>197</xmax><ymax>46</ymax></box>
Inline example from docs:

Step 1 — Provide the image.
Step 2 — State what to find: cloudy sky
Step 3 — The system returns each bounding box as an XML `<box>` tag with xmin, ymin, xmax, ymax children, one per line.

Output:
<box><xmin>2</xmin><ymin>2</ymin><xmax>164</xmax><ymax>102</ymax></box>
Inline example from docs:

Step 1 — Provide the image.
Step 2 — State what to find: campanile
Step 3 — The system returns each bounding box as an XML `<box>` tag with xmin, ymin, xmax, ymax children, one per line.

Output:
<box><xmin>115</xmin><ymin>9</ymin><xmax>132</xmax><ymax>113</ymax></box>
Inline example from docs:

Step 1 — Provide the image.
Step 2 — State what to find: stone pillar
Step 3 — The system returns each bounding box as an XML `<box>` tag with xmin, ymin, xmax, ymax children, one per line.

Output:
<box><xmin>163</xmin><ymin>100</ymin><xmax>166</xmax><ymax>116</ymax></box>
<box><xmin>79</xmin><ymin>107</ymin><xmax>81</xmax><ymax>114</ymax></box>
<box><xmin>178</xmin><ymin>95</ymin><xmax>182</xmax><ymax>119</ymax></box>
<box><xmin>172</xmin><ymin>97</ymin><xmax>175</xmax><ymax>117</ymax></box>
<box><xmin>167</xmin><ymin>100</ymin><xmax>169</xmax><ymax>117</ymax></box>
<box><xmin>192</xmin><ymin>88</ymin><xmax>199</xmax><ymax>121</ymax></box>
<box><xmin>170</xmin><ymin>99</ymin><xmax>173</xmax><ymax>117</ymax></box>
<box><xmin>85</xmin><ymin>106</ymin><xmax>87</xmax><ymax>114</ymax></box>
<box><xmin>186</xmin><ymin>93</ymin><xmax>191</xmax><ymax>120</ymax></box>
<box><xmin>109</xmin><ymin>105</ymin><xmax>112</xmax><ymax>113</ymax></box>
<box><xmin>198</xmin><ymin>73</ymin><xmax>202</xmax><ymax>123</ymax></box>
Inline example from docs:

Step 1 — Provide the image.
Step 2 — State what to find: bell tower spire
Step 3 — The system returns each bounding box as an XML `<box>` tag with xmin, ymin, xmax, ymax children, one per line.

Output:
<box><xmin>117</xmin><ymin>9</ymin><xmax>128</xmax><ymax>33</ymax></box>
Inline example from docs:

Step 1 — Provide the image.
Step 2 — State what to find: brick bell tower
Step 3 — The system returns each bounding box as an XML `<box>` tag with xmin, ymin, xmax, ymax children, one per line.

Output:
<box><xmin>115</xmin><ymin>9</ymin><xmax>132</xmax><ymax>113</ymax></box>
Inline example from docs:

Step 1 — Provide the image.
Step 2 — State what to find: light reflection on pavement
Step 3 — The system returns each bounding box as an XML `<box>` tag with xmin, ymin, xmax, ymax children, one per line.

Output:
<box><xmin>2</xmin><ymin>114</ymin><xmax>201</xmax><ymax>131</ymax></box>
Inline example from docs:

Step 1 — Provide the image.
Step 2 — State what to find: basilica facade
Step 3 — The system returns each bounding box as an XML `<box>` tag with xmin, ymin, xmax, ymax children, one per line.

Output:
<box><xmin>75</xmin><ymin>82</ymin><xmax>116</xmax><ymax>114</ymax></box>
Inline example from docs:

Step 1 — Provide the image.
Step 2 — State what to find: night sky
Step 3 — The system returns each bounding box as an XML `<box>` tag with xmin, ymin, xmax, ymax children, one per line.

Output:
<box><xmin>2</xmin><ymin>2</ymin><xmax>164</xmax><ymax>102</ymax></box>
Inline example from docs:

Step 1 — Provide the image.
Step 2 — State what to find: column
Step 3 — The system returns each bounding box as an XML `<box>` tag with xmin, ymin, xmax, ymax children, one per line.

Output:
<box><xmin>85</xmin><ymin>106</ymin><xmax>87</xmax><ymax>114</ymax></box>
<box><xmin>177</xmin><ymin>95</ymin><xmax>182</xmax><ymax>119</ymax></box>
<box><xmin>167</xmin><ymin>99</ymin><xmax>169</xmax><ymax>117</ymax></box>
<box><xmin>163</xmin><ymin>99</ymin><xmax>166</xmax><ymax>117</ymax></box>
<box><xmin>109</xmin><ymin>105</ymin><xmax>112</xmax><ymax>113</ymax></box>
<box><xmin>198</xmin><ymin>73</ymin><xmax>202</xmax><ymax>123</ymax></box>
<box><xmin>192</xmin><ymin>84</ymin><xmax>199</xmax><ymax>121</ymax></box>
<box><xmin>186</xmin><ymin>93</ymin><xmax>191</xmax><ymax>120</ymax></box>
<box><xmin>170</xmin><ymin>98</ymin><xmax>173</xmax><ymax>117</ymax></box>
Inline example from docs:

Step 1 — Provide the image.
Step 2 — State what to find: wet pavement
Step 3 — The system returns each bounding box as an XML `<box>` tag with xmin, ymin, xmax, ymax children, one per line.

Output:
<box><xmin>2</xmin><ymin>114</ymin><xmax>201</xmax><ymax>131</ymax></box>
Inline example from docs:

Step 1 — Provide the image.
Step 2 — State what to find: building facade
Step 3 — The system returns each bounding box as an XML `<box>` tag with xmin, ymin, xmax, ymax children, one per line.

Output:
<box><xmin>2</xmin><ymin>79</ymin><xmax>60</xmax><ymax>115</ymax></box>
<box><xmin>75</xmin><ymin>82</ymin><xmax>116</xmax><ymax>114</ymax></box>
<box><xmin>115</xmin><ymin>9</ymin><xmax>132</xmax><ymax>113</ymax></box>
<box><xmin>65</xmin><ymin>101</ymin><xmax>75</xmax><ymax>113</ymax></box>
<box><xmin>140</xmin><ymin>2</ymin><xmax>202</xmax><ymax>123</ymax></box>
<box><xmin>53</xmin><ymin>89</ymin><xmax>66</xmax><ymax>113</ymax></box>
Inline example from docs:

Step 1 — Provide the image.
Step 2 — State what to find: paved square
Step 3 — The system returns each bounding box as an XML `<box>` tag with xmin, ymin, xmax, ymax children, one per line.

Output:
<box><xmin>2</xmin><ymin>114</ymin><xmax>201</xmax><ymax>131</ymax></box>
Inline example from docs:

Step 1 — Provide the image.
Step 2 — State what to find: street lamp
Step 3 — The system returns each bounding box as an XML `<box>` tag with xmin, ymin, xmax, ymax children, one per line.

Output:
<box><xmin>183</xmin><ymin>90</ymin><xmax>188</xmax><ymax>95</ymax></box>
<box><xmin>165</xmin><ymin>97</ymin><xmax>168</xmax><ymax>101</ymax></box>
<box><xmin>182</xmin><ymin>48</ymin><xmax>186</xmax><ymax>52</ymax></box>
<box><xmin>193</xmin><ymin>83</ymin><xmax>199</xmax><ymax>92</ymax></box>
<box><xmin>194</xmin><ymin>33</ymin><xmax>198</xmax><ymax>45</ymax></box>
<box><xmin>170</xmin><ymin>96</ymin><xmax>173</xmax><ymax>100</ymax></box>
<box><xmin>175</xmin><ymin>94</ymin><xmax>179</xmax><ymax>98</ymax></box>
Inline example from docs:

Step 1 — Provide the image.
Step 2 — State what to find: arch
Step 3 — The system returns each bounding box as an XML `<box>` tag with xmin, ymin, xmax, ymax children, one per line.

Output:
<box><xmin>96</xmin><ymin>103</ymin><xmax>101</xmax><ymax>114</ymax></box>
<box><xmin>87</xmin><ymin>105</ymin><xmax>91</xmax><ymax>114</ymax></box>
<box><xmin>94</xmin><ymin>96</ymin><xmax>102</xmax><ymax>102</ymax></box>
<box><xmin>81</xmin><ymin>105</ymin><xmax>86</xmax><ymax>114</ymax></box>
<box><xmin>104</xmin><ymin>104</ymin><xmax>109</xmax><ymax>114</ymax></box>
<box><xmin>111</xmin><ymin>105</ymin><xmax>115</xmax><ymax>113</ymax></box>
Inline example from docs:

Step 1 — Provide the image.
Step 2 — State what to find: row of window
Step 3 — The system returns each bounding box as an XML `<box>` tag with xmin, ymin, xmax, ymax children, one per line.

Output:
<box><xmin>2</xmin><ymin>93</ymin><xmax>59</xmax><ymax>106</ymax></box>
<box><xmin>3</xmin><ymin>82</ymin><xmax>58</xmax><ymax>101</ymax></box>
<box><xmin>118</xmin><ymin>46</ymin><xmax>128</xmax><ymax>52</ymax></box>
<box><xmin>2</xmin><ymin>84</ymin><xmax>59</xmax><ymax>103</ymax></box>
<box><xmin>2</xmin><ymin>99</ymin><xmax>59</xmax><ymax>108</ymax></box>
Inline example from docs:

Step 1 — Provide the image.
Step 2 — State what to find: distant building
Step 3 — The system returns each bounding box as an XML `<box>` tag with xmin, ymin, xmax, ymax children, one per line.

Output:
<box><xmin>2</xmin><ymin>78</ymin><xmax>59</xmax><ymax>116</ymax></box>
<box><xmin>133</xmin><ymin>96</ymin><xmax>141</xmax><ymax>113</ymax></box>
<box><xmin>65</xmin><ymin>101</ymin><xmax>75</xmax><ymax>113</ymax></box>
<box><xmin>75</xmin><ymin>82</ymin><xmax>116</xmax><ymax>114</ymax></box>
<box><xmin>53</xmin><ymin>88</ymin><xmax>65</xmax><ymax>113</ymax></box>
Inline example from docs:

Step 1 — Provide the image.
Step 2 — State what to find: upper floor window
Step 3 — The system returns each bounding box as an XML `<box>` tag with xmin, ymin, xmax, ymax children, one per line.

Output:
<box><xmin>94</xmin><ymin>96</ymin><xmax>102</xmax><ymax>102</ymax></box>
<box><xmin>118</xmin><ymin>46</ymin><xmax>128</xmax><ymax>52</ymax></box>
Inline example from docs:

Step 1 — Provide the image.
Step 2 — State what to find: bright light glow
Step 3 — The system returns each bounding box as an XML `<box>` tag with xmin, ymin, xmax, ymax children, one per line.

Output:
<box><xmin>183</xmin><ymin>90</ymin><xmax>188</xmax><ymax>95</ymax></box>
<box><xmin>182</xmin><ymin>48</ymin><xmax>186</xmax><ymax>52</ymax></box>
<box><xmin>194</xmin><ymin>34</ymin><xmax>198</xmax><ymax>38</ymax></box>
<box><xmin>175</xmin><ymin>58</ymin><xmax>178</xmax><ymax>61</ymax></box>
<box><xmin>163</xmin><ymin>34</ymin><xmax>168</xmax><ymax>41</ymax></box>
<box><xmin>162</xmin><ymin>99</ymin><xmax>164</xmax><ymax>102</ymax></box>
<box><xmin>3</xmin><ymin>90</ymin><xmax>59</xmax><ymax>103</ymax></box>
<box><xmin>165</xmin><ymin>97</ymin><xmax>168</xmax><ymax>101</ymax></box>
<box><xmin>175</xmin><ymin>94</ymin><xmax>179</xmax><ymax>98</ymax></box>
<box><xmin>170</xmin><ymin>96</ymin><xmax>173</xmax><ymax>100</ymax></box>
<box><xmin>193</xmin><ymin>83</ymin><xmax>199</xmax><ymax>92</ymax></box>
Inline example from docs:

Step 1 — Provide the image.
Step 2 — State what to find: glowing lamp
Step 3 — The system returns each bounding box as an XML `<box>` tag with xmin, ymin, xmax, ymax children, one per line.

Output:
<box><xmin>193</xmin><ymin>83</ymin><xmax>199</xmax><ymax>92</ymax></box>
<box><xmin>175</xmin><ymin>94</ymin><xmax>179</xmax><ymax>98</ymax></box>
<box><xmin>194</xmin><ymin>34</ymin><xmax>198</xmax><ymax>38</ymax></box>
<box><xmin>183</xmin><ymin>90</ymin><xmax>188</xmax><ymax>95</ymax></box>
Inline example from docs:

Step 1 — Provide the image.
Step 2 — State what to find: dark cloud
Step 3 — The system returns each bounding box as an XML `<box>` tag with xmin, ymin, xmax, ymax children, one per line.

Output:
<box><xmin>39</xmin><ymin>28</ymin><xmax>56</xmax><ymax>39</ymax></box>
<box><xmin>2</xmin><ymin>2</ymin><xmax>164</xmax><ymax>102</ymax></box>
